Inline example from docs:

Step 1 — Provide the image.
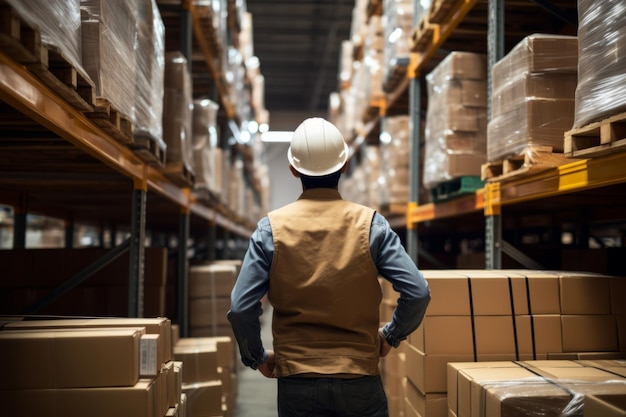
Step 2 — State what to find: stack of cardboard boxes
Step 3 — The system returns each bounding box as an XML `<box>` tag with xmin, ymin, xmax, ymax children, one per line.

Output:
<box><xmin>487</xmin><ymin>35</ymin><xmax>578</xmax><ymax>162</ymax></box>
<box><xmin>188</xmin><ymin>261</ymin><xmax>241</xmax><ymax>338</ymax></box>
<box><xmin>380</xmin><ymin>269</ymin><xmax>626</xmax><ymax>417</ymax></box>
<box><xmin>0</xmin><ymin>317</ymin><xmax>238</xmax><ymax>417</ymax></box>
<box><xmin>423</xmin><ymin>52</ymin><xmax>488</xmax><ymax>190</ymax></box>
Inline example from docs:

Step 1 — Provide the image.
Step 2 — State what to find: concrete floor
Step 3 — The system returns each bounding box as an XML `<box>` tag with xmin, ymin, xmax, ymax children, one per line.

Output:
<box><xmin>232</xmin><ymin>306</ymin><xmax>278</xmax><ymax>417</ymax></box>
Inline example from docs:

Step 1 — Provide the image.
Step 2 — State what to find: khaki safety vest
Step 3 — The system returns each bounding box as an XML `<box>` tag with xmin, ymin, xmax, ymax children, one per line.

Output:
<box><xmin>267</xmin><ymin>188</ymin><xmax>382</xmax><ymax>377</ymax></box>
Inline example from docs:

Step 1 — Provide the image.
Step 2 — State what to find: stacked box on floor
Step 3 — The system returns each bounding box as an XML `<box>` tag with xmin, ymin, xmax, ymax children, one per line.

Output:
<box><xmin>402</xmin><ymin>269</ymin><xmax>626</xmax><ymax>417</ymax></box>
<box><xmin>163</xmin><ymin>52</ymin><xmax>194</xmax><ymax>174</ymax></box>
<box><xmin>379</xmin><ymin>277</ymin><xmax>408</xmax><ymax>417</ymax></box>
<box><xmin>134</xmin><ymin>0</ymin><xmax>166</xmax><ymax>151</ymax></box>
<box><xmin>188</xmin><ymin>262</ymin><xmax>240</xmax><ymax>339</ymax></box>
<box><xmin>423</xmin><ymin>52</ymin><xmax>488</xmax><ymax>190</ymax></box>
<box><xmin>175</xmin><ymin>336</ymin><xmax>237</xmax><ymax>417</ymax></box>
<box><xmin>574</xmin><ymin>1</ymin><xmax>626</xmax><ymax>129</ymax></box>
<box><xmin>81</xmin><ymin>0</ymin><xmax>137</xmax><ymax>122</ymax></box>
<box><xmin>487</xmin><ymin>34</ymin><xmax>578</xmax><ymax>161</ymax></box>
<box><xmin>0</xmin><ymin>317</ymin><xmax>184</xmax><ymax>417</ymax></box>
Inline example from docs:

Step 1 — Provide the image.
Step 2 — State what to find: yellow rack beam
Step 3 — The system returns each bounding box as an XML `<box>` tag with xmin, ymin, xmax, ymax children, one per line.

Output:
<box><xmin>407</xmin><ymin>188</ymin><xmax>485</xmax><ymax>226</ymax></box>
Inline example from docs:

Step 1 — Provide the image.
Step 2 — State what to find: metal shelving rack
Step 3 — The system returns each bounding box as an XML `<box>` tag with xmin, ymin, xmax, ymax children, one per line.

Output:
<box><xmin>361</xmin><ymin>0</ymin><xmax>626</xmax><ymax>271</ymax></box>
<box><xmin>0</xmin><ymin>2</ymin><xmax>253</xmax><ymax>336</ymax></box>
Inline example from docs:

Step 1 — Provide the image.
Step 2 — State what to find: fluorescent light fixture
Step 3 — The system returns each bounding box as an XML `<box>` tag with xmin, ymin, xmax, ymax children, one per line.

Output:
<box><xmin>259</xmin><ymin>123</ymin><xmax>269</xmax><ymax>133</ymax></box>
<box><xmin>261</xmin><ymin>131</ymin><xmax>293</xmax><ymax>143</ymax></box>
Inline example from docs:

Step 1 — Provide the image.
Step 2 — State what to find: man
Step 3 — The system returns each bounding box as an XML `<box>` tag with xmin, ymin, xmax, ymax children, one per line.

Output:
<box><xmin>228</xmin><ymin>117</ymin><xmax>430</xmax><ymax>417</ymax></box>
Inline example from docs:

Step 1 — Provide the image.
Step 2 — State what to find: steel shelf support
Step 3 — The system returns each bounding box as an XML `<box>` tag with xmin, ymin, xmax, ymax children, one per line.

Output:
<box><xmin>13</xmin><ymin>212</ymin><xmax>26</xmax><ymax>249</ymax></box>
<box><xmin>128</xmin><ymin>183</ymin><xmax>147</xmax><ymax>318</ymax></box>
<box><xmin>178</xmin><ymin>206</ymin><xmax>191</xmax><ymax>337</ymax></box>
<box><xmin>407</xmin><ymin>75</ymin><xmax>421</xmax><ymax>264</ymax></box>
<box><xmin>486</xmin><ymin>0</ymin><xmax>505</xmax><ymax>269</ymax></box>
<box><xmin>64</xmin><ymin>218</ymin><xmax>74</xmax><ymax>249</ymax></box>
<box><xmin>23</xmin><ymin>239</ymin><xmax>131</xmax><ymax>314</ymax></box>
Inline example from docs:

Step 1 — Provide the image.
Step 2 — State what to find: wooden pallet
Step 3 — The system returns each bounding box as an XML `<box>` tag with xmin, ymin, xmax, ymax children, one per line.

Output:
<box><xmin>481</xmin><ymin>145</ymin><xmax>576</xmax><ymax>182</ymax></box>
<box><xmin>86</xmin><ymin>98</ymin><xmax>134</xmax><ymax>145</ymax></box>
<box><xmin>410</xmin><ymin>14</ymin><xmax>439</xmax><ymax>53</ymax></box>
<box><xmin>129</xmin><ymin>133</ymin><xmax>166</xmax><ymax>166</ymax></box>
<box><xmin>564</xmin><ymin>111</ymin><xmax>626</xmax><ymax>158</ymax></box>
<box><xmin>383</xmin><ymin>58</ymin><xmax>408</xmax><ymax>93</ymax></box>
<box><xmin>429</xmin><ymin>0</ymin><xmax>461</xmax><ymax>23</ymax></box>
<box><xmin>0</xmin><ymin>2</ymin><xmax>95</xmax><ymax>112</ymax></box>
<box><xmin>163</xmin><ymin>161</ymin><xmax>195</xmax><ymax>188</ymax></box>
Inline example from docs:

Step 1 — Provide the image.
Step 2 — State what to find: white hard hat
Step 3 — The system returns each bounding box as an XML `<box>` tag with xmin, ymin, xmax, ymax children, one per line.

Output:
<box><xmin>287</xmin><ymin>118</ymin><xmax>349</xmax><ymax>176</ymax></box>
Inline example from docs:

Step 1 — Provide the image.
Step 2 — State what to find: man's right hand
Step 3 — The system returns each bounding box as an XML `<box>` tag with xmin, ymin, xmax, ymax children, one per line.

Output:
<box><xmin>258</xmin><ymin>350</ymin><xmax>276</xmax><ymax>378</ymax></box>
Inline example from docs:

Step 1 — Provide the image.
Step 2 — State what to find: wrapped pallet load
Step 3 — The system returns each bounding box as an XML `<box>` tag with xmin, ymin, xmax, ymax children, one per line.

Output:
<box><xmin>163</xmin><ymin>52</ymin><xmax>194</xmax><ymax>181</ymax></box>
<box><xmin>192</xmin><ymin>99</ymin><xmax>222</xmax><ymax>198</ymax></box>
<box><xmin>574</xmin><ymin>1</ymin><xmax>626</xmax><ymax>129</ymax></box>
<box><xmin>134</xmin><ymin>0</ymin><xmax>166</xmax><ymax>152</ymax></box>
<box><xmin>487</xmin><ymin>34</ymin><xmax>578</xmax><ymax>161</ymax></box>
<box><xmin>5</xmin><ymin>0</ymin><xmax>82</xmax><ymax>69</ymax></box>
<box><xmin>81</xmin><ymin>0</ymin><xmax>137</xmax><ymax>122</ymax></box>
<box><xmin>423</xmin><ymin>51</ymin><xmax>488</xmax><ymax>190</ymax></box>
<box><xmin>382</xmin><ymin>0</ymin><xmax>413</xmax><ymax>92</ymax></box>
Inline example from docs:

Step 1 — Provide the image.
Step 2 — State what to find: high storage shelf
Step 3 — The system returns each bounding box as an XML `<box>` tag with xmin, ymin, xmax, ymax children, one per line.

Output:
<box><xmin>0</xmin><ymin>1</ymin><xmax>254</xmax><ymax>330</ymax></box>
<box><xmin>359</xmin><ymin>0</ymin><xmax>626</xmax><ymax>269</ymax></box>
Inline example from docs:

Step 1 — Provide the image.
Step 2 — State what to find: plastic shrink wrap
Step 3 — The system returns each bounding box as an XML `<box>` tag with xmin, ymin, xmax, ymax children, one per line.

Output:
<box><xmin>574</xmin><ymin>0</ymin><xmax>626</xmax><ymax>129</ymax></box>
<box><xmin>192</xmin><ymin>99</ymin><xmax>221</xmax><ymax>196</ymax></box>
<box><xmin>134</xmin><ymin>0</ymin><xmax>165</xmax><ymax>150</ymax></box>
<box><xmin>80</xmin><ymin>0</ymin><xmax>137</xmax><ymax>122</ymax></box>
<box><xmin>423</xmin><ymin>52</ymin><xmax>487</xmax><ymax>190</ymax></box>
<box><xmin>5</xmin><ymin>0</ymin><xmax>82</xmax><ymax>69</ymax></box>
<box><xmin>163</xmin><ymin>52</ymin><xmax>194</xmax><ymax>172</ymax></box>
<box><xmin>487</xmin><ymin>35</ymin><xmax>577</xmax><ymax>161</ymax></box>
<box><xmin>382</xmin><ymin>0</ymin><xmax>413</xmax><ymax>89</ymax></box>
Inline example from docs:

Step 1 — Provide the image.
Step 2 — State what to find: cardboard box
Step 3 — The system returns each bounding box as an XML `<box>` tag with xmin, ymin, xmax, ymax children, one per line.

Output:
<box><xmin>182</xmin><ymin>380</ymin><xmax>223</xmax><ymax>417</ymax></box>
<box><xmin>559</xmin><ymin>274</ymin><xmax>611</xmax><ymax>315</ymax></box>
<box><xmin>473</xmin><ymin>316</ymin><xmax>516</xmax><ymax>359</ymax></box>
<box><xmin>189</xmin><ymin>264</ymin><xmax>238</xmax><ymax>298</ymax></box>
<box><xmin>175</xmin><ymin>336</ymin><xmax>236</xmax><ymax>370</ymax></box>
<box><xmin>446</xmin><ymin>362</ymin><xmax>520</xmax><ymax>417</ymax></box>
<box><xmin>584</xmin><ymin>394</ymin><xmax>626</xmax><ymax>417</ymax></box>
<box><xmin>456</xmin><ymin>366</ymin><xmax>541</xmax><ymax>417</ymax></box>
<box><xmin>4</xmin><ymin>317</ymin><xmax>173</xmax><ymax>362</ymax></box>
<box><xmin>406</xmin><ymin>342</ymin><xmax>474</xmax><ymax>394</ymax></box>
<box><xmin>0</xmin><ymin>378</ymin><xmax>158</xmax><ymax>417</ymax></box>
<box><xmin>561</xmin><ymin>315</ymin><xmax>618</xmax><ymax>352</ymax></box>
<box><xmin>611</xmin><ymin>279</ymin><xmax>626</xmax><ymax>315</ymax></box>
<box><xmin>412</xmin><ymin>316</ymin><xmax>474</xmax><ymax>355</ymax></box>
<box><xmin>484</xmin><ymin>379</ymin><xmax>571</xmax><ymax>417</ymax></box>
<box><xmin>189</xmin><ymin>297</ymin><xmax>231</xmax><ymax>327</ymax></box>
<box><xmin>174</xmin><ymin>343</ymin><xmax>219</xmax><ymax>383</ymax></box>
<box><xmin>468</xmin><ymin>272</ymin><xmax>512</xmax><ymax>316</ymax></box>
<box><xmin>0</xmin><ymin>328</ymin><xmax>142</xmax><ymax>389</ymax></box>
<box><xmin>405</xmin><ymin>376</ymin><xmax>447</xmax><ymax>417</ymax></box>
<box><xmin>422</xmin><ymin>271</ymin><xmax>471</xmax><ymax>316</ymax></box>
<box><xmin>515</xmin><ymin>315</ymin><xmax>563</xmax><ymax>359</ymax></box>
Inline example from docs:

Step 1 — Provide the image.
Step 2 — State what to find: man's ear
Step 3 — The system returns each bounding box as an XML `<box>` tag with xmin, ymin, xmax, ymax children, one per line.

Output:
<box><xmin>289</xmin><ymin>165</ymin><xmax>300</xmax><ymax>178</ymax></box>
<box><xmin>340</xmin><ymin>160</ymin><xmax>349</xmax><ymax>174</ymax></box>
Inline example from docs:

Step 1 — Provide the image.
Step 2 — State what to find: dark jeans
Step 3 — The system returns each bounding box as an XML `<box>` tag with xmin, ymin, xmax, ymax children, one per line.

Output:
<box><xmin>277</xmin><ymin>375</ymin><xmax>389</xmax><ymax>417</ymax></box>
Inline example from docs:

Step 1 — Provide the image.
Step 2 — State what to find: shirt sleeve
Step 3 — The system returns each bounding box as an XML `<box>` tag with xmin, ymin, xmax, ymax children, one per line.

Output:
<box><xmin>227</xmin><ymin>217</ymin><xmax>273</xmax><ymax>369</ymax></box>
<box><xmin>370</xmin><ymin>213</ymin><xmax>431</xmax><ymax>347</ymax></box>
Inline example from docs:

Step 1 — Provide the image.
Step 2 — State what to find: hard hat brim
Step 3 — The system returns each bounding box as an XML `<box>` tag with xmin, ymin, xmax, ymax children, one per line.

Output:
<box><xmin>287</xmin><ymin>142</ymin><xmax>349</xmax><ymax>177</ymax></box>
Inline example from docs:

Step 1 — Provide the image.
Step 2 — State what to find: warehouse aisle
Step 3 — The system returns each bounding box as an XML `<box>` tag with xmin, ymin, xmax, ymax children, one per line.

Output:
<box><xmin>233</xmin><ymin>305</ymin><xmax>277</xmax><ymax>417</ymax></box>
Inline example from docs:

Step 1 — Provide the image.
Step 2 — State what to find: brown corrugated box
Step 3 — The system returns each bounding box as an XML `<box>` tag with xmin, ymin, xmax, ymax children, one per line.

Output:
<box><xmin>175</xmin><ymin>336</ymin><xmax>236</xmax><ymax>370</ymax></box>
<box><xmin>3</xmin><ymin>317</ymin><xmax>173</xmax><ymax>363</ymax></box>
<box><xmin>173</xmin><ymin>342</ymin><xmax>219</xmax><ymax>384</ymax></box>
<box><xmin>584</xmin><ymin>393</ymin><xmax>626</xmax><ymax>417</ymax></box>
<box><xmin>406</xmin><ymin>342</ymin><xmax>474</xmax><ymax>394</ymax></box>
<box><xmin>189</xmin><ymin>264</ymin><xmax>238</xmax><ymax>298</ymax></box>
<box><xmin>182</xmin><ymin>380</ymin><xmax>223</xmax><ymax>417</ymax></box>
<box><xmin>189</xmin><ymin>297</ymin><xmax>231</xmax><ymax>327</ymax></box>
<box><xmin>404</xmin><ymin>375</ymin><xmax>447</xmax><ymax>417</ymax></box>
<box><xmin>1</xmin><ymin>327</ymin><xmax>143</xmax><ymax>389</ymax></box>
<box><xmin>412</xmin><ymin>316</ymin><xmax>474</xmax><ymax>355</ymax></box>
<box><xmin>0</xmin><ymin>378</ymin><xmax>160</xmax><ymax>417</ymax></box>
<box><xmin>561</xmin><ymin>315</ymin><xmax>619</xmax><ymax>352</ymax></box>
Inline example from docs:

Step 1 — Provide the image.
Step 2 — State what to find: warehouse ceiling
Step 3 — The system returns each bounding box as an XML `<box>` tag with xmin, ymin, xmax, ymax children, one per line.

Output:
<box><xmin>244</xmin><ymin>0</ymin><xmax>355</xmax><ymax>128</ymax></box>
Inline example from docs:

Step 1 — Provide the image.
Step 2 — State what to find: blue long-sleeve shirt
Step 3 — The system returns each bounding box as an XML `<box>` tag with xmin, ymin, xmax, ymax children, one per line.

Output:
<box><xmin>228</xmin><ymin>211</ymin><xmax>431</xmax><ymax>369</ymax></box>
